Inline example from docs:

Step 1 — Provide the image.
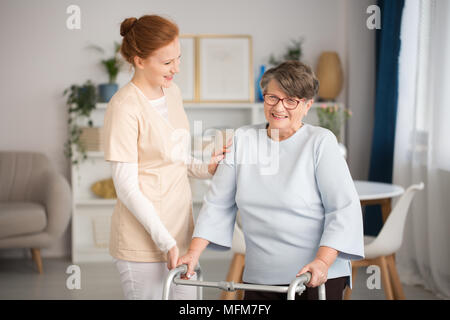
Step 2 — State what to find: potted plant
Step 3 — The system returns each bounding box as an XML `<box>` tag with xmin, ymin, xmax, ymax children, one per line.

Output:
<box><xmin>316</xmin><ymin>104</ymin><xmax>352</xmax><ymax>158</ymax></box>
<box><xmin>257</xmin><ymin>37</ymin><xmax>303</xmax><ymax>101</ymax></box>
<box><xmin>268</xmin><ymin>37</ymin><xmax>304</xmax><ymax>66</ymax></box>
<box><xmin>63</xmin><ymin>80</ymin><xmax>97</xmax><ymax>165</ymax></box>
<box><xmin>90</xmin><ymin>42</ymin><xmax>123</xmax><ymax>102</ymax></box>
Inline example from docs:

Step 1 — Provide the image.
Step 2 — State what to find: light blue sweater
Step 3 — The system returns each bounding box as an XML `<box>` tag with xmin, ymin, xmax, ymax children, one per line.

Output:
<box><xmin>193</xmin><ymin>122</ymin><xmax>365</xmax><ymax>287</ymax></box>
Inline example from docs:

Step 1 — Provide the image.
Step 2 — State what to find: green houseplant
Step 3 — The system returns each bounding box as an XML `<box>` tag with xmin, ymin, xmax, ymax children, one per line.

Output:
<box><xmin>90</xmin><ymin>42</ymin><xmax>123</xmax><ymax>102</ymax></box>
<box><xmin>316</xmin><ymin>104</ymin><xmax>352</xmax><ymax>158</ymax></box>
<box><xmin>255</xmin><ymin>37</ymin><xmax>304</xmax><ymax>101</ymax></box>
<box><xmin>316</xmin><ymin>104</ymin><xmax>352</xmax><ymax>143</ymax></box>
<box><xmin>257</xmin><ymin>37</ymin><xmax>304</xmax><ymax>102</ymax></box>
<box><xmin>269</xmin><ymin>37</ymin><xmax>304</xmax><ymax>66</ymax></box>
<box><xmin>63</xmin><ymin>80</ymin><xmax>97</xmax><ymax>165</ymax></box>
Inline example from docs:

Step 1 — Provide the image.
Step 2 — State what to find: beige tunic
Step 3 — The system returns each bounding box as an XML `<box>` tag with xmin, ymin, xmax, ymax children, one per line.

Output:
<box><xmin>103</xmin><ymin>81</ymin><xmax>210</xmax><ymax>262</ymax></box>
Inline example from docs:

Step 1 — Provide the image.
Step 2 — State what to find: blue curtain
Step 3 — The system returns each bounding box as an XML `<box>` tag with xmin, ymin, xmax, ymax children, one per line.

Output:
<box><xmin>365</xmin><ymin>0</ymin><xmax>405</xmax><ymax>236</ymax></box>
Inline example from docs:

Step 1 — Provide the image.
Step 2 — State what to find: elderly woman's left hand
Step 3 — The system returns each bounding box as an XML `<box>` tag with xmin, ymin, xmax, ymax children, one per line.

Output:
<box><xmin>296</xmin><ymin>258</ymin><xmax>329</xmax><ymax>288</ymax></box>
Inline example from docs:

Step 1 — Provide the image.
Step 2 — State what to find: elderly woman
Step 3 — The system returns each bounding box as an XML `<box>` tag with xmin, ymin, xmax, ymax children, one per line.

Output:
<box><xmin>178</xmin><ymin>61</ymin><xmax>364</xmax><ymax>300</ymax></box>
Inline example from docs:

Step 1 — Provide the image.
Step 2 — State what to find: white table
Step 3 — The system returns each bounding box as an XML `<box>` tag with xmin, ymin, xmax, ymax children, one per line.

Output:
<box><xmin>354</xmin><ymin>180</ymin><xmax>405</xmax><ymax>223</ymax></box>
<box><xmin>351</xmin><ymin>181</ymin><xmax>406</xmax><ymax>300</ymax></box>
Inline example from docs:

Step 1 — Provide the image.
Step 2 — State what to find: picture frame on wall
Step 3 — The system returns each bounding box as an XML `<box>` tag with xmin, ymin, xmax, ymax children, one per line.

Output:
<box><xmin>174</xmin><ymin>35</ymin><xmax>196</xmax><ymax>102</ymax></box>
<box><xmin>197</xmin><ymin>35</ymin><xmax>254</xmax><ymax>103</ymax></box>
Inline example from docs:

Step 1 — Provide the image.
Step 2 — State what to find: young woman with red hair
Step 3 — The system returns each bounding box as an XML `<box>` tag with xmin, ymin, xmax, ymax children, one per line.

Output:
<box><xmin>103</xmin><ymin>14</ymin><xmax>230</xmax><ymax>300</ymax></box>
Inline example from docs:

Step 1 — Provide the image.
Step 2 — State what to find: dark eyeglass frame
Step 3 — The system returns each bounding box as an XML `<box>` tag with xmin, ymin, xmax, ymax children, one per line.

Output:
<box><xmin>263</xmin><ymin>94</ymin><xmax>305</xmax><ymax>110</ymax></box>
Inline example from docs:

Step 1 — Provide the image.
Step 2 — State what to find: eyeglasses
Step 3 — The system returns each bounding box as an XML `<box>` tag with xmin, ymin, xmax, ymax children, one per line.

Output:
<box><xmin>263</xmin><ymin>94</ymin><xmax>304</xmax><ymax>110</ymax></box>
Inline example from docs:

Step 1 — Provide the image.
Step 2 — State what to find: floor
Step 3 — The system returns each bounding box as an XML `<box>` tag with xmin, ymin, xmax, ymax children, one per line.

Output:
<box><xmin>0</xmin><ymin>255</ymin><xmax>441</xmax><ymax>300</ymax></box>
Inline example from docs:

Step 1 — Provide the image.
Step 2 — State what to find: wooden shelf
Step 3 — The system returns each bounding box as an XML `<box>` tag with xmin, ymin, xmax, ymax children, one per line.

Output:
<box><xmin>95</xmin><ymin>102</ymin><xmax>342</xmax><ymax>110</ymax></box>
<box><xmin>184</xmin><ymin>102</ymin><xmax>261</xmax><ymax>109</ymax></box>
<box><xmin>86</xmin><ymin>151</ymin><xmax>104</xmax><ymax>158</ymax></box>
<box><xmin>75</xmin><ymin>198</ymin><xmax>116</xmax><ymax>206</ymax></box>
<box><xmin>96</xmin><ymin>102</ymin><xmax>108</xmax><ymax>109</ymax></box>
<box><xmin>183</xmin><ymin>102</ymin><xmax>341</xmax><ymax>109</ymax></box>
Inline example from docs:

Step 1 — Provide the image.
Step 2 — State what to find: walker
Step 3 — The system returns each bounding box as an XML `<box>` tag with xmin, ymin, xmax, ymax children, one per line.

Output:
<box><xmin>162</xmin><ymin>264</ymin><xmax>326</xmax><ymax>300</ymax></box>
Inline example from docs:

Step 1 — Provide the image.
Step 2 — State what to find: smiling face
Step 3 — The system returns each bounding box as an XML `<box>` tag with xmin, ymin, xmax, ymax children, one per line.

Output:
<box><xmin>263</xmin><ymin>79</ymin><xmax>313</xmax><ymax>136</ymax></box>
<box><xmin>134</xmin><ymin>37</ymin><xmax>181</xmax><ymax>89</ymax></box>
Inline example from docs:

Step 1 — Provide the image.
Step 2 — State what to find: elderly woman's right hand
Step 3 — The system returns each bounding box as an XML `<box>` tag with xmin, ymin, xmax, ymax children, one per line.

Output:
<box><xmin>177</xmin><ymin>249</ymin><xmax>201</xmax><ymax>279</ymax></box>
<box><xmin>297</xmin><ymin>246</ymin><xmax>338</xmax><ymax>287</ymax></box>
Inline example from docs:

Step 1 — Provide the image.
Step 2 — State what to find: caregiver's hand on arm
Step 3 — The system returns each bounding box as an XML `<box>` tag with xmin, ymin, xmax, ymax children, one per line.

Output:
<box><xmin>297</xmin><ymin>246</ymin><xmax>338</xmax><ymax>287</ymax></box>
<box><xmin>208</xmin><ymin>138</ymin><xmax>232</xmax><ymax>176</ymax></box>
<box><xmin>186</xmin><ymin>138</ymin><xmax>232</xmax><ymax>179</ymax></box>
<box><xmin>177</xmin><ymin>237</ymin><xmax>210</xmax><ymax>279</ymax></box>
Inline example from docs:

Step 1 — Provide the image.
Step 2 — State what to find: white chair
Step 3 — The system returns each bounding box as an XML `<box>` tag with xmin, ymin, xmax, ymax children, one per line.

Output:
<box><xmin>344</xmin><ymin>182</ymin><xmax>425</xmax><ymax>300</ymax></box>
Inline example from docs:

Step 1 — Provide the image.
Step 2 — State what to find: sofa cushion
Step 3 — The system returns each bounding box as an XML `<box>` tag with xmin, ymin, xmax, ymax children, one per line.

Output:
<box><xmin>0</xmin><ymin>202</ymin><xmax>47</xmax><ymax>239</ymax></box>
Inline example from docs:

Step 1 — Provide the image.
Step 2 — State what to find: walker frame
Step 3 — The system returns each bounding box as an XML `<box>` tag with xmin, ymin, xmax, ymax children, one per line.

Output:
<box><xmin>162</xmin><ymin>264</ymin><xmax>326</xmax><ymax>300</ymax></box>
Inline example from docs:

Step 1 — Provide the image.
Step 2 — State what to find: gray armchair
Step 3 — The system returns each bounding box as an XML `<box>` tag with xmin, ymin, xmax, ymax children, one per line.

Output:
<box><xmin>0</xmin><ymin>151</ymin><xmax>72</xmax><ymax>273</ymax></box>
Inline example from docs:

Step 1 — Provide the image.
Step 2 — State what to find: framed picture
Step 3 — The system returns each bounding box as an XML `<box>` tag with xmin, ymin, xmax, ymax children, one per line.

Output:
<box><xmin>197</xmin><ymin>35</ymin><xmax>254</xmax><ymax>102</ymax></box>
<box><xmin>175</xmin><ymin>35</ymin><xmax>196</xmax><ymax>102</ymax></box>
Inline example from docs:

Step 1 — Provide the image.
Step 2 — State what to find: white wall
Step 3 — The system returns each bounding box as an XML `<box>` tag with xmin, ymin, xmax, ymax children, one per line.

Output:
<box><xmin>0</xmin><ymin>0</ymin><xmax>375</xmax><ymax>258</ymax></box>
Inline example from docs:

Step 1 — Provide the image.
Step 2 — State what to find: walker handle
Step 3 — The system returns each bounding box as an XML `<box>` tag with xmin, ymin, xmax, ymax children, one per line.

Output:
<box><xmin>287</xmin><ymin>272</ymin><xmax>326</xmax><ymax>300</ymax></box>
<box><xmin>162</xmin><ymin>264</ymin><xmax>203</xmax><ymax>300</ymax></box>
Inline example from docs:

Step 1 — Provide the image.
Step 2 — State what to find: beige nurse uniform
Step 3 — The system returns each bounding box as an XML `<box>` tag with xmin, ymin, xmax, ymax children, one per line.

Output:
<box><xmin>103</xmin><ymin>81</ymin><xmax>210</xmax><ymax>262</ymax></box>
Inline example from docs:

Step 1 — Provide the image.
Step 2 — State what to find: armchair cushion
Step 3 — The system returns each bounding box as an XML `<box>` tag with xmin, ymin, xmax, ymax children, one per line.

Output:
<box><xmin>0</xmin><ymin>202</ymin><xmax>47</xmax><ymax>239</ymax></box>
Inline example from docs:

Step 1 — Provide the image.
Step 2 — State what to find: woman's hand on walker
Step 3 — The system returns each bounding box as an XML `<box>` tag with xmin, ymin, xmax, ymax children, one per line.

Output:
<box><xmin>296</xmin><ymin>258</ymin><xmax>329</xmax><ymax>288</ymax></box>
<box><xmin>176</xmin><ymin>249</ymin><xmax>201</xmax><ymax>280</ymax></box>
<box><xmin>166</xmin><ymin>245</ymin><xmax>179</xmax><ymax>270</ymax></box>
<box><xmin>208</xmin><ymin>138</ymin><xmax>233</xmax><ymax>176</ymax></box>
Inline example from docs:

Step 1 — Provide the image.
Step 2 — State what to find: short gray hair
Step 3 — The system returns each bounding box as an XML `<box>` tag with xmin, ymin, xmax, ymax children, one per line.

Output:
<box><xmin>260</xmin><ymin>60</ymin><xmax>319</xmax><ymax>99</ymax></box>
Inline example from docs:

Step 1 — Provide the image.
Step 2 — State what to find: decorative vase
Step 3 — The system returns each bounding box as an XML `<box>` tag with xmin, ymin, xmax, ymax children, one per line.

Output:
<box><xmin>91</xmin><ymin>178</ymin><xmax>117</xmax><ymax>199</ymax></box>
<box><xmin>98</xmin><ymin>83</ymin><xmax>118</xmax><ymax>102</ymax></box>
<box><xmin>256</xmin><ymin>65</ymin><xmax>266</xmax><ymax>102</ymax></box>
<box><xmin>316</xmin><ymin>52</ymin><xmax>343</xmax><ymax>101</ymax></box>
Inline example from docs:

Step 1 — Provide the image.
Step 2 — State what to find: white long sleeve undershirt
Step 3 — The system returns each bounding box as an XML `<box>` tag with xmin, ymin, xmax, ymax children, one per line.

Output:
<box><xmin>109</xmin><ymin>94</ymin><xmax>213</xmax><ymax>254</ymax></box>
<box><xmin>111</xmin><ymin>161</ymin><xmax>176</xmax><ymax>253</ymax></box>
